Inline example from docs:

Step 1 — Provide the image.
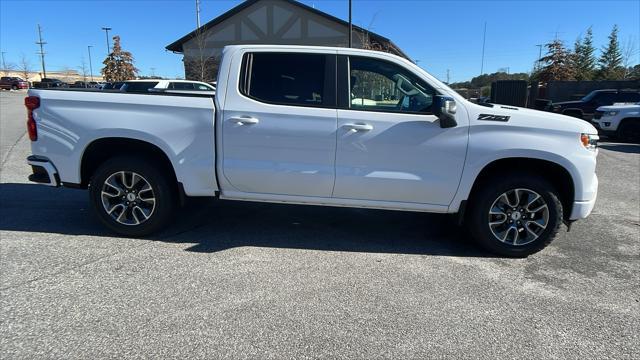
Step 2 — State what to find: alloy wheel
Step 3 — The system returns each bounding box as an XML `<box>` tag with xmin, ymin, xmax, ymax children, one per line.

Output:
<box><xmin>100</xmin><ymin>171</ymin><xmax>156</xmax><ymax>226</ymax></box>
<box><xmin>488</xmin><ymin>188</ymin><xmax>549</xmax><ymax>246</ymax></box>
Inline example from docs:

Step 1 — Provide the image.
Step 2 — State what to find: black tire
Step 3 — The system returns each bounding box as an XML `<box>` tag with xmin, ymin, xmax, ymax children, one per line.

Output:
<box><xmin>89</xmin><ymin>156</ymin><xmax>176</xmax><ymax>237</ymax></box>
<box><xmin>466</xmin><ymin>173</ymin><xmax>563</xmax><ymax>257</ymax></box>
<box><xmin>11</xmin><ymin>85</ymin><xmax>18</xmax><ymax>90</ymax></box>
<box><xmin>617</xmin><ymin>120</ymin><xmax>640</xmax><ymax>143</ymax></box>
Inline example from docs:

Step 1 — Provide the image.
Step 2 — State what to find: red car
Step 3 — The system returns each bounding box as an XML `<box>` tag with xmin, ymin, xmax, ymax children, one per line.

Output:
<box><xmin>0</xmin><ymin>76</ymin><xmax>29</xmax><ymax>90</ymax></box>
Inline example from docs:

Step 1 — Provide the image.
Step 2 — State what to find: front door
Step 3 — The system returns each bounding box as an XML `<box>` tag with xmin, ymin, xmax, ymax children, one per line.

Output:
<box><xmin>221</xmin><ymin>51</ymin><xmax>337</xmax><ymax>197</ymax></box>
<box><xmin>333</xmin><ymin>55</ymin><xmax>468</xmax><ymax>205</ymax></box>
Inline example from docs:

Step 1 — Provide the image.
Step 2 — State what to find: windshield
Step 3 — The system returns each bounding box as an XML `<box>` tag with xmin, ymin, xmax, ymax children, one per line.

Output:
<box><xmin>581</xmin><ymin>91</ymin><xmax>599</xmax><ymax>102</ymax></box>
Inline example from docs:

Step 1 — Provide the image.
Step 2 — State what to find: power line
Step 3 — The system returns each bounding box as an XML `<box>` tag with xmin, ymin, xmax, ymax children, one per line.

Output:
<box><xmin>36</xmin><ymin>24</ymin><xmax>47</xmax><ymax>79</ymax></box>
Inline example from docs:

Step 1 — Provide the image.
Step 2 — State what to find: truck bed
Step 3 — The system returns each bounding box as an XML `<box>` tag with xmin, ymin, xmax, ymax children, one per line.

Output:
<box><xmin>28</xmin><ymin>88</ymin><xmax>218</xmax><ymax>196</ymax></box>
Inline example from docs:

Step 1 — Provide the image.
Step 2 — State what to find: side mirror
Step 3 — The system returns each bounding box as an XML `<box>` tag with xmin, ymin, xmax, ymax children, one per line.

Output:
<box><xmin>433</xmin><ymin>95</ymin><xmax>457</xmax><ymax>128</ymax></box>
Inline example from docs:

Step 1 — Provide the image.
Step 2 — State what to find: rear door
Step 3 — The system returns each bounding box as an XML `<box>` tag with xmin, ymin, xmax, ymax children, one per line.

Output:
<box><xmin>333</xmin><ymin>54</ymin><xmax>468</xmax><ymax>205</ymax></box>
<box><xmin>221</xmin><ymin>51</ymin><xmax>338</xmax><ymax>197</ymax></box>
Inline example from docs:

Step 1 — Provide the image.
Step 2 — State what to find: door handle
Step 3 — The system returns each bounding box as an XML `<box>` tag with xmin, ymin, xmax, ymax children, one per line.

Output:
<box><xmin>229</xmin><ymin>116</ymin><xmax>259</xmax><ymax>125</ymax></box>
<box><xmin>343</xmin><ymin>123</ymin><xmax>373</xmax><ymax>132</ymax></box>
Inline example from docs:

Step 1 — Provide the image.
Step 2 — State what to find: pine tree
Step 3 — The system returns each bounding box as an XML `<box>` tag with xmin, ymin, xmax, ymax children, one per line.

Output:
<box><xmin>101</xmin><ymin>36</ymin><xmax>138</xmax><ymax>82</ymax></box>
<box><xmin>573</xmin><ymin>27</ymin><xmax>596</xmax><ymax>81</ymax></box>
<box><xmin>597</xmin><ymin>25</ymin><xmax>624</xmax><ymax>80</ymax></box>
<box><xmin>537</xmin><ymin>38</ymin><xmax>575</xmax><ymax>82</ymax></box>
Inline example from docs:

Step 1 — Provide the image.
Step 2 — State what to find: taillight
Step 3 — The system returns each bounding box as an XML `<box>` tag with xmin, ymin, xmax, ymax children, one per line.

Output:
<box><xmin>24</xmin><ymin>96</ymin><xmax>39</xmax><ymax>141</ymax></box>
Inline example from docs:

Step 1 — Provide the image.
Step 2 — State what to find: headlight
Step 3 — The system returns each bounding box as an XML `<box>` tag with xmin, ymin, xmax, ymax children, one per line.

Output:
<box><xmin>581</xmin><ymin>133</ymin><xmax>599</xmax><ymax>151</ymax></box>
<box><xmin>605</xmin><ymin>110</ymin><xmax>619</xmax><ymax>116</ymax></box>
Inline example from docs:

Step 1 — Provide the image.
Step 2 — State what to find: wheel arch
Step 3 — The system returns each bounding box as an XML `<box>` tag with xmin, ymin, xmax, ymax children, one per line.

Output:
<box><xmin>618</xmin><ymin>117</ymin><xmax>640</xmax><ymax>130</ymax></box>
<box><xmin>465</xmin><ymin>157</ymin><xmax>575</xmax><ymax>220</ymax></box>
<box><xmin>79</xmin><ymin>137</ymin><xmax>179</xmax><ymax>190</ymax></box>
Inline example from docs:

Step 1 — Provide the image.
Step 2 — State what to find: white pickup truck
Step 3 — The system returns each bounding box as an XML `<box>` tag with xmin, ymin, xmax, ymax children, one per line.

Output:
<box><xmin>24</xmin><ymin>45</ymin><xmax>599</xmax><ymax>257</ymax></box>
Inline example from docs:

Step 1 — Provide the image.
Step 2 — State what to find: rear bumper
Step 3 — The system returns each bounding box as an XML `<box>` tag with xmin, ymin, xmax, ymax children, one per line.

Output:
<box><xmin>27</xmin><ymin>155</ymin><xmax>60</xmax><ymax>187</ymax></box>
<box><xmin>569</xmin><ymin>174</ymin><xmax>598</xmax><ymax>220</ymax></box>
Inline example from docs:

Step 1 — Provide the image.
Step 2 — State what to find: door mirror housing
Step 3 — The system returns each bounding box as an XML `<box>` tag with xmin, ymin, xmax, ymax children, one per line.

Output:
<box><xmin>433</xmin><ymin>95</ymin><xmax>457</xmax><ymax>128</ymax></box>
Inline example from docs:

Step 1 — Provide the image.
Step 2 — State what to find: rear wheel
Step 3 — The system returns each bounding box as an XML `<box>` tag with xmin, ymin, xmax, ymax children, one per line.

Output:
<box><xmin>11</xmin><ymin>85</ymin><xmax>18</xmax><ymax>90</ymax></box>
<box><xmin>89</xmin><ymin>156</ymin><xmax>176</xmax><ymax>237</ymax></box>
<box><xmin>617</xmin><ymin>120</ymin><xmax>640</xmax><ymax>143</ymax></box>
<box><xmin>466</xmin><ymin>173</ymin><xmax>562</xmax><ymax>257</ymax></box>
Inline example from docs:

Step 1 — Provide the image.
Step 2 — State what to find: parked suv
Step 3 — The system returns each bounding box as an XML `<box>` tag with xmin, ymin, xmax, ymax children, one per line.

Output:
<box><xmin>592</xmin><ymin>102</ymin><xmax>640</xmax><ymax>142</ymax></box>
<box><xmin>0</xmin><ymin>77</ymin><xmax>29</xmax><ymax>90</ymax></box>
<box><xmin>551</xmin><ymin>89</ymin><xmax>640</xmax><ymax>120</ymax></box>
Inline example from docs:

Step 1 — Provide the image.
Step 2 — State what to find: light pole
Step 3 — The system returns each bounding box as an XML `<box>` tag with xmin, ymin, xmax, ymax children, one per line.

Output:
<box><xmin>348</xmin><ymin>0</ymin><xmax>352</xmax><ymax>48</ymax></box>
<box><xmin>87</xmin><ymin>46</ymin><xmax>94</xmax><ymax>82</ymax></box>
<box><xmin>101</xmin><ymin>27</ymin><xmax>112</xmax><ymax>54</ymax></box>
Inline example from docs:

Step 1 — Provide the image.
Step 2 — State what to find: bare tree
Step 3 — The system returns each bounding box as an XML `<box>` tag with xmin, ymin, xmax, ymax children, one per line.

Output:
<box><xmin>184</xmin><ymin>27</ymin><xmax>217</xmax><ymax>82</ymax></box>
<box><xmin>1</xmin><ymin>62</ymin><xmax>16</xmax><ymax>77</ymax></box>
<box><xmin>622</xmin><ymin>36</ymin><xmax>639</xmax><ymax>79</ymax></box>
<box><xmin>17</xmin><ymin>53</ymin><xmax>32</xmax><ymax>81</ymax></box>
<box><xmin>78</xmin><ymin>57</ymin><xmax>88</xmax><ymax>82</ymax></box>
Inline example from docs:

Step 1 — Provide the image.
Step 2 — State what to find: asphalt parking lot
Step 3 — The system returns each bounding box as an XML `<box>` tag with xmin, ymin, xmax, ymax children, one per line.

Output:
<box><xmin>0</xmin><ymin>90</ymin><xmax>638</xmax><ymax>359</ymax></box>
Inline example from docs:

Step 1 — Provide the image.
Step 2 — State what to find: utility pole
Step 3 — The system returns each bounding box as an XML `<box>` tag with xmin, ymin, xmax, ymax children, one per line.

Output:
<box><xmin>196</xmin><ymin>0</ymin><xmax>201</xmax><ymax>29</ymax></box>
<box><xmin>87</xmin><ymin>46</ymin><xmax>94</xmax><ymax>82</ymax></box>
<box><xmin>535</xmin><ymin>44</ymin><xmax>543</xmax><ymax>71</ymax></box>
<box><xmin>36</xmin><ymin>24</ymin><xmax>47</xmax><ymax>79</ymax></box>
<box><xmin>1</xmin><ymin>51</ymin><xmax>6</xmax><ymax>70</ymax></box>
<box><xmin>480</xmin><ymin>22</ymin><xmax>487</xmax><ymax>75</ymax></box>
<box><xmin>348</xmin><ymin>0</ymin><xmax>352</xmax><ymax>48</ymax></box>
<box><xmin>446</xmin><ymin>69</ymin><xmax>450</xmax><ymax>84</ymax></box>
<box><xmin>101</xmin><ymin>27</ymin><xmax>112</xmax><ymax>54</ymax></box>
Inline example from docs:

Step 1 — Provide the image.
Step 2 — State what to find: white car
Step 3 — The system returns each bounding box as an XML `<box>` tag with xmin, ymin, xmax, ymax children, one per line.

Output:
<box><xmin>24</xmin><ymin>45</ymin><xmax>599</xmax><ymax>257</ymax></box>
<box><xmin>121</xmin><ymin>79</ymin><xmax>215</xmax><ymax>92</ymax></box>
<box><xmin>592</xmin><ymin>102</ymin><xmax>640</xmax><ymax>142</ymax></box>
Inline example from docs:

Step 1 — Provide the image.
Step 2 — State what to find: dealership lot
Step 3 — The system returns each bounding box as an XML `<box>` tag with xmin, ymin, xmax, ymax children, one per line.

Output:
<box><xmin>0</xmin><ymin>91</ymin><xmax>638</xmax><ymax>358</ymax></box>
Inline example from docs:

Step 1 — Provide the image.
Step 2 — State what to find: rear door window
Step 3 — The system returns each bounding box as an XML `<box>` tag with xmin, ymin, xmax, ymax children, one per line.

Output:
<box><xmin>240</xmin><ymin>52</ymin><xmax>334</xmax><ymax>108</ymax></box>
<box><xmin>619</xmin><ymin>92</ymin><xmax>640</xmax><ymax>102</ymax></box>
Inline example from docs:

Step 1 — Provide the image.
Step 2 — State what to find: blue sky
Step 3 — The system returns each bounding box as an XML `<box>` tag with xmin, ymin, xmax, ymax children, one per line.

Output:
<box><xmin>1</xmin><ymin>0</ymin><xmax>638</xmax><ymax>82</ymax></box>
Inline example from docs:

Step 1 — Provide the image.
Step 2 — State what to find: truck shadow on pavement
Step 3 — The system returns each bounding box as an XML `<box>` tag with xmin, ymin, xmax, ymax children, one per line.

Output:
<box><xmin>0</xmin><ymin>183</ymin><xmax>492</xmax><ymax>257</ymax></box>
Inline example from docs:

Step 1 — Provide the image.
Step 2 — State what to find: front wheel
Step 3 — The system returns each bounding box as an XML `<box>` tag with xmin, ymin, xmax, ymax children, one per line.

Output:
<box><xmin>466</xmin><ymin>174</ymin><xmax>563</xmax><ymax>257</ymax></box>
<box><xmin>617</xmin><ymin>121</ymin><xmax>640</xmax><ymax>143</ymax></box>
<box><xmin>89</xmin><ymin>156</ymin><xmax>176</xmax><ymax>237</ymax></box>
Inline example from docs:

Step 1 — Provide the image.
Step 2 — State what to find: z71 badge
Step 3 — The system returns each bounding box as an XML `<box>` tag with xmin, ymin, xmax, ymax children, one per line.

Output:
<box><xmin>478</xmin><ymin>114</ymin><xmax>510</xmax><ymax>122</ymax></box>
